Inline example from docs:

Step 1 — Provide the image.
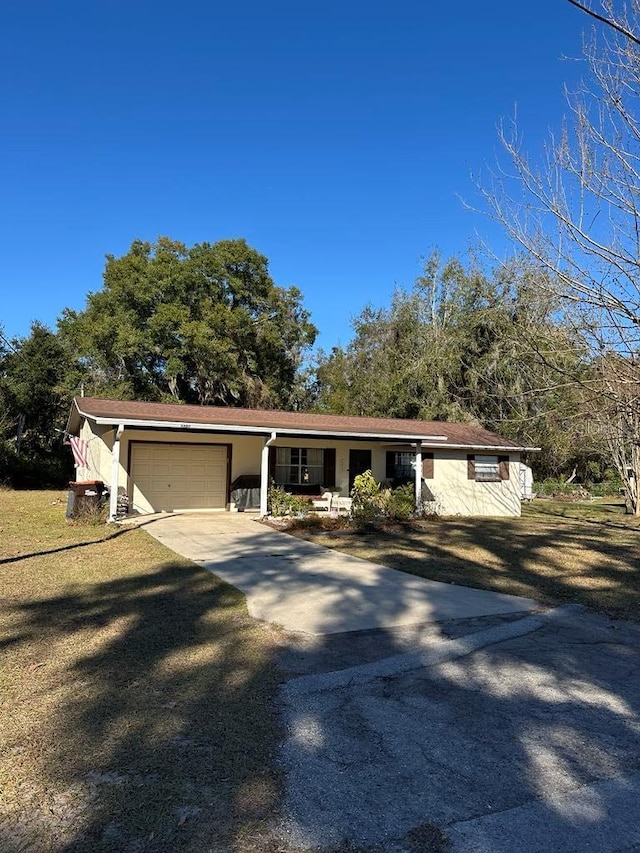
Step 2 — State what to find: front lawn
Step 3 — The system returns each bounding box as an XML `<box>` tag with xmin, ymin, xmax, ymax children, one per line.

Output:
<box><xmin>3</xmin><ymin>490</ymin><xmax>635</xmax><ymax>852</ymax></box>
<box><xmin>0</xmin><ymin>490</ymin><xmax>282</xmax><ymax>853</ymax></box>
<box><xmin>289</xmin><ymin>499</ymin><xmax>640</xmax><ymax>621</ymax></box>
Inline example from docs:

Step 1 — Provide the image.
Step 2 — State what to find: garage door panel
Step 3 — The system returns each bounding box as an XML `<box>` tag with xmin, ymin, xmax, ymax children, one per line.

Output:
<box><xmin>131</xmin><ymin>444</ymin><xmax>228</xmax><ymax>513</ymax></box>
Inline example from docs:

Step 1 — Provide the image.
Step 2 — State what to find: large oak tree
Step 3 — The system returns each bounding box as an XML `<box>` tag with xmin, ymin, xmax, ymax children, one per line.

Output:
<box><xmin>59</xmin><ymin>237</ymin><xmax>317</xmax><ymax>408</ymax></box>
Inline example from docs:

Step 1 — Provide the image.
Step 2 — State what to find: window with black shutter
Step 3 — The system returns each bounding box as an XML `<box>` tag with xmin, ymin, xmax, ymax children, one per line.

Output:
<box><xmin>467</xmin><ymin>454</ymin><xmax>510</xmax><ymax>483</ymax></box>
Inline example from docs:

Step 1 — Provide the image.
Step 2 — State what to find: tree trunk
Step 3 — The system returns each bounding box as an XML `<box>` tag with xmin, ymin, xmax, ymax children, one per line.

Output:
<box><xmin>15</xmin><ymin>413</ymin><xmax>25</xmax><ymax>456</ymax></box>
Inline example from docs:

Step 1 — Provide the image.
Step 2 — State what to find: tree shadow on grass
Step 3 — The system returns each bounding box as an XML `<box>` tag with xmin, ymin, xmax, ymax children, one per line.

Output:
<box><xmin>0</xmin><ymin>526</ymin><xmax>134</xmax><ymax>566</ymax></box>
<box><xmin>0</xmin><ymin>558</ymin><xmax>282</xmax><ymax>853</ymax></box>
<box><xmin>330</xmin><ymin>514</ymin><xmax>640</xmax><ymax>620</ymax></box>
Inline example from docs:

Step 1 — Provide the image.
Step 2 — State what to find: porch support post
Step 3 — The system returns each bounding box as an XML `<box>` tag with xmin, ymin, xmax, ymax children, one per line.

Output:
<box><xmin>260</xmin><ymin>431</ymin><xmax>277</xmax><ymax>517</ymax></box>
<box><xmin>414</xmin><ymin>444</ymin><xmax>422</xmax><ymax>515</ymax></box>
<box><xmin>108</xmin><ymin>424</ymin><xmax>125</xmax><ymax>522</ymax></box>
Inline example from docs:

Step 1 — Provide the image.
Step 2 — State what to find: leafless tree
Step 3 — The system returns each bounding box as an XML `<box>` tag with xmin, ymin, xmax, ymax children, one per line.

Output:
<box><xmin>482</xmin><ymin>0</ymin><xmax>640</xmax><ymax>513</ymax></box>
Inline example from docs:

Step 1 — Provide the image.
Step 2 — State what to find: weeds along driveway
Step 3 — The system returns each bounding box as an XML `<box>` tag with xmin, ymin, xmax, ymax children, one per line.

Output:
<box><xmin>144</xmin><ymin>514</ymin><xmax>538</xmax><ymax>635</ymax></box>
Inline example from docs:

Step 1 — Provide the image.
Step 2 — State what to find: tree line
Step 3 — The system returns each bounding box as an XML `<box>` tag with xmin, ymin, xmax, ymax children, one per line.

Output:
<box><xmin>0</xmin><ymin>241</ymin><xmax>623</xmax><ymax>499</ymax></box>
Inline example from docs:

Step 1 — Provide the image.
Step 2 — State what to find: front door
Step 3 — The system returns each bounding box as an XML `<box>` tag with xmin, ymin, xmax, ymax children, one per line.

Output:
<box><xmin>348</xmin><ymin>449</ymin><xmax>372</xmax><ymax>493</ymax></box>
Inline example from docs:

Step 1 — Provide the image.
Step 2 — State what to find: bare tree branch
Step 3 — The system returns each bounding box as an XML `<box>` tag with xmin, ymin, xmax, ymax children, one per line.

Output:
<box><xmin>482</xmin><ymin>1</ymin><xmax>640</xmax><ymax>512</ymax></box>
<box><xmin>567</xmin><ymin>0</ymin><xmax>640</xmax><ymax>46</ymax></box>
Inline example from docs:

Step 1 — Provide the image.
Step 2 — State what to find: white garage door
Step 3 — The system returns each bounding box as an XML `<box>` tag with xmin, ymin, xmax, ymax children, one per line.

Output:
<box><xmin>131</xmin><ymin>443</ymin><xmax>228</xmax><ymax>513</ymax></box>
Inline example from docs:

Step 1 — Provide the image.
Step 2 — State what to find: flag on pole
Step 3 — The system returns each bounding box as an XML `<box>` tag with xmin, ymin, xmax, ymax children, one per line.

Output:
<box><xmin>69</xmin><ymin>436</ymin><xmax>88</xmax><ymax>469</ymax></box>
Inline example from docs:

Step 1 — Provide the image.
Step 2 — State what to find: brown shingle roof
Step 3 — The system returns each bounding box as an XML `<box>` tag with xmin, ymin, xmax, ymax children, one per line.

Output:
<box><xmin>71</xmin><ymin>397</ymin><xmax>532</xmax><ymax>450</ymax></box>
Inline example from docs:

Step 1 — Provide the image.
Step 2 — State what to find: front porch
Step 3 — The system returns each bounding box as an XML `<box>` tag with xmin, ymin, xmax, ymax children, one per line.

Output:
<box><xmin>104</xmin><ymin>428</ymin><xmax>425</xmax><ymax>520</ymax></box>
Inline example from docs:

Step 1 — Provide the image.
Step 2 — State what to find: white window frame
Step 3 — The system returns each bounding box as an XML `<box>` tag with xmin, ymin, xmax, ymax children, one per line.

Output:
<box><xmin>274</xmin><ymin>447</ymin><xmax>324</xmax><ymax>486</ymax></box>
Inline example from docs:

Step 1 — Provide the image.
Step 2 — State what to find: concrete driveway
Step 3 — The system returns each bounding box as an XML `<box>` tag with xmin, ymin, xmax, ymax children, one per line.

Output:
<box><xmin>144</xmin><ymin>513</ymin><xmax>537</xmax><ymax>634</ymax></box>
<box><xmin>144</xmin><ymin>513</ymin><xmax>640</xmax><ymax>852</ymax></box>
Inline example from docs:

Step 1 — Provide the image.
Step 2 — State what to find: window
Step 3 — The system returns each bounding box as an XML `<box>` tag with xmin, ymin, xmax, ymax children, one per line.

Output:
<box><xmin>274</xmin><ymin>447</ymin><xmax>324</xmax><ymax>486</ymax></box>
<box><xmin>386</xmin><ymin>451</ymin><xmax>434</xmax><ymax>483</ymax></box>
<box><xmin>388</xmin><ymin>451</ymin><xmax>415</xmax><ymax>481</ymax></box>
<box><xmin>467</xmin><ymin>454</ymin><xmax>509</xmax><ymax>482</ymax></box>
<box><xmin>475</xmin><ymin>455</ymin><xmax>500</xmax><ymax>482</ymax></box>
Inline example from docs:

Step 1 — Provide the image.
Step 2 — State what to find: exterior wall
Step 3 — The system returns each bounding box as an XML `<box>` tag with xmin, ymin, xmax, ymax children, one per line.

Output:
<box><xmin>120</xmin><ymin>429</ymin><xmax>242</xmax><ymax>512</ymax></box>
<box><xmin>73</xmin><ymin>420</ymin><xmax>113</xmax><ymax>484</ymax></box>
<box><xmin>82</xmin><ymin>427</ymin><xmax>395</xmax><ymax>511</ymax></box>
<box><xmin>76</xmin><ymin>419</ymin><xmax>521</xmax><ymax>517</ymax></box>
<box><xmin>427</xmin><ymin>450</ymin><xmax>521</xmax><ymax>517</ymax></box>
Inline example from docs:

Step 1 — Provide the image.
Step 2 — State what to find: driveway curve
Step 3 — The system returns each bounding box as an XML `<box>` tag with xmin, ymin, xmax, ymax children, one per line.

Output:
<box><xmin>143</xmin><ymin>513</ymin><xmax>537</xmax><ymax>634</ymax></box>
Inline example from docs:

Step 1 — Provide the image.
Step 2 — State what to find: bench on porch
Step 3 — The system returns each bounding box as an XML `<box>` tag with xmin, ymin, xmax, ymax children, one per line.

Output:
<box><xmin>310</xmin><ymin>492</ymin><xmax>352</xmax><ymax>515</ymax></box>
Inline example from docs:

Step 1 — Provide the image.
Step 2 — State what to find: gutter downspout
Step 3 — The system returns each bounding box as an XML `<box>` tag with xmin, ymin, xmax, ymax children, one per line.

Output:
<box><xmin>260</xmin><ymin>431</ymin><xmax>277</xmax><ymax>517</ymax></box>
<box><xmin>108</xmin><ymin>424</ymin><xmax>125</xmax><ymax>522</ymax></box>
<box><xmin>414</xmin><ymin>444</ymin><xmax>422</xmax><ymax>515</ymax></box>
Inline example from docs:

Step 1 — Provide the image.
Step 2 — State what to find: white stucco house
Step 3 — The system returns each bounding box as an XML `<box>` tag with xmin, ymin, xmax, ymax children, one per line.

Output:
<box><xmin>66</xmin><ymin>397</ymin><xmax>536</xmax><ymax>521</ymax></box>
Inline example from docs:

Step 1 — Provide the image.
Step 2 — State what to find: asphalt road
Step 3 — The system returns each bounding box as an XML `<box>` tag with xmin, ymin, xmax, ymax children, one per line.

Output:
<box><xmin>277</xmin><ymin>606</ymin><xmax>640</xmax><ymax>853</ymax></box>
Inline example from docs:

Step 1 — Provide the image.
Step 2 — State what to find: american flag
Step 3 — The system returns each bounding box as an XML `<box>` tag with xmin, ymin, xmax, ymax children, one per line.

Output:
<box><xmin>69</xmin><ymin>436</ymin><xmax>88</xmax><ymax>469</ymax></box>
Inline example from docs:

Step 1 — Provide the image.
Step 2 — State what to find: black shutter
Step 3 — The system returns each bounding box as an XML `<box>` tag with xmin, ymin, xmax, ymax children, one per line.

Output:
<box><xmin>386</xmin><ymin>451</ymin><xmax>395</xmax><ymax>479</ymax></box>
<box><xmin>323</xmin><ymin>448</ymin><xmax>336</xmax><ymax>488</ymax></box>
<box><xmin>422</xmin><ymin>453</ymin><xmax>434</xmax><ymax>480</ymax></box>
<box><xmin>467</xmin><ymin>454</ymin><xmax>476</xmax><ymax>480</ymax></box>
<box><xmin>268</xmin><ymin>446</ymin><xmax>277</xmax><ymax>484</ymax></box>
<box><xmin>498</xmin><ymin>455</ymin><xmax>510</xmax><ymax>480</ymax></box>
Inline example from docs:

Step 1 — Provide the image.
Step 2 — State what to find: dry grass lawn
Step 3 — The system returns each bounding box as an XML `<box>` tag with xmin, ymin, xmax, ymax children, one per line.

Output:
<box><xmin>290</xmin><ymin>499</ymin><xmax>640</xmax><ymax>621</ymax></box>
<box><xmin>0</xmin><ymin>490</ymin><xmax>452</xmax><ymax>853</ymax></box>
<box><xmin>0</xmin><ymin>490</ymin><xmax>283</xmax><ymax>853</ymax></box>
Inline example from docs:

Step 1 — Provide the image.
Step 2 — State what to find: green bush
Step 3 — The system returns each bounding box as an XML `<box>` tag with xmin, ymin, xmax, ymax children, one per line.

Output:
<box><xmin>351</xmin><ymin>472</ymin><xmax>418</xmax><ymax>524</ymax></box>
<box><xmin>267</xmin><ymin>486</ymin><xmax>290</xmax><ymax>516</ymax></box>
<box><xmin>535</xmin><ymin>478</ymin><xmax>575</xmax><ymax>497</ymax></box>
<box><xmin>267</xmin><ymin>485</ymin><xmax>312</xmax><ymax>516</ymax></box>
<box><xmin>351</xmin><ymin>470</ymin><xmax>386</xmax><ymax>524</ymax></box>
<box><xmin>288</xmin><ymin>493</ymin><xmax>313</xmax><ymax>514</ymax></box>
<box><xmin>536</xmin><ymin>476</ymin><xmax>623</xmax><ymax>499</ymax></box>
<box><xmin>590</xmin><ymin>478</ymin><xmax>623</xmax><ymax>497</ymax></box>
<box><xmin>386</xmin><ymin>483</ymin><xmax>416</xmax><ymax>521</ymax></box>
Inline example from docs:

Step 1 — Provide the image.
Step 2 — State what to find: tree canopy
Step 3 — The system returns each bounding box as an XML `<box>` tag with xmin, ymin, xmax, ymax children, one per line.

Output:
<box><xmin>313</xmin><ymin>253</ymin><xmax>601</xmax><ymax>481</ymax></box>
<box><xmin>0</xmin><ymin>323</ymin><xmax>73</xmax><ymax>486</ymax></box>
<box><xmin>59</xmin><ymin>237</ymin><xmax>317</xmax><ymax>408</ymax></box>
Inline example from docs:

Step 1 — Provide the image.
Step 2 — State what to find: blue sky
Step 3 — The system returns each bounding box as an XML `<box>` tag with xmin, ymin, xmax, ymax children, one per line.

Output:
<box><xmin>1</xmin><ymin>0</ymin><xmax>586</xmax><ymax>353</ymax></box>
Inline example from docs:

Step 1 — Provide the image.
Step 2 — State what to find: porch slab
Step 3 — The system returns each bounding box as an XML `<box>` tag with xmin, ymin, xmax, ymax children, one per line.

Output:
<box><xmin>143</xmin><ymin>513</ymin><xmax>538</xmax><ymax>635</ymax></box>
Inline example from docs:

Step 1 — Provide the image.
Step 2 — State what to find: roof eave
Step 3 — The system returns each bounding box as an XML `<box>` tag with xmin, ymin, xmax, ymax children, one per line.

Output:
<box><xmin>79</xmin><ymin>412</ymin><xmax>443</xmax><ymax>443</ymax></box>
<box><xmin>423</xmin><ymin>442</ymin><xmax>539</xmax><ymax>453</ymax></box>
<box><xmin>66</xmin><ymin>399</ymin><xmax>84</xmax><ymax>435</ymax></box>
<box><xmin>71</xmin><ymin>401</ymin><xmax>538</xmax><ymax>451</ymax></box>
